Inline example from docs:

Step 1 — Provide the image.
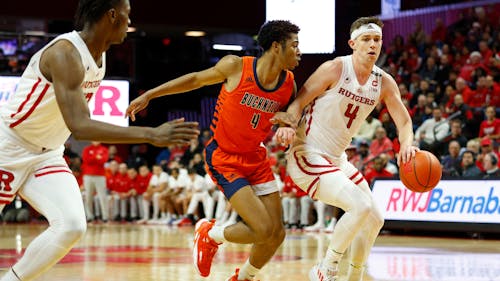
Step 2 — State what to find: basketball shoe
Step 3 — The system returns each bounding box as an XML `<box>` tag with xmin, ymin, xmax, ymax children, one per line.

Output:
<box><xmin>193</xmin><ymin>218</ymin><xmax>220</xmax><ymax>277</ymax></box>
<box><xmin>226</xmin><ymin>268</ymin><xmax>260</xmax><ymax>281</ymax></box>
<box><xmin>309</xmin><ymin>262</ymin><xmax>338</xmax><ymax>281</ymax></box>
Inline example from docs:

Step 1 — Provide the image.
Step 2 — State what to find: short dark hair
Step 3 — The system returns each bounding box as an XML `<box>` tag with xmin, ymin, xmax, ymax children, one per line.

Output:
<box><xmin>257</xmin><ymin>20</ymin><xmax>300</xmax><ymax>51</ymax></box>
<box><xmin>350</xmin><ymin>16</ymin><xmax>384</xmax><ymax>35</ymax></box>
<box><xmin>75</xmin><ymin>0</ymin><xmax>123</xmax><ymax>29</ymax></box>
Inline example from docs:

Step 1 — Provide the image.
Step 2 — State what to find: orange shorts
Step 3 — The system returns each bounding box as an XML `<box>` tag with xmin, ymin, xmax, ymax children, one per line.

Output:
<box><xmin>204</xmin><ymin>139</ymin><xmax>276</xmax><ymax>199</ymax></box>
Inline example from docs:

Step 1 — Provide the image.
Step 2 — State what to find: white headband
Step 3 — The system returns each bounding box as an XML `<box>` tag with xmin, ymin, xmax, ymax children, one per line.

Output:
<box><xmin>350</xmin><ymin>23</ymin><xmax>382</xmax><ymax>40</ymax></box>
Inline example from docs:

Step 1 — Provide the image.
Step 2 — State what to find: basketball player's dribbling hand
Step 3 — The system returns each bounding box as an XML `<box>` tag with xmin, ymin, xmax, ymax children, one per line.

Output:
<box><xmin>398</xmin><ymin>145</ymin><xmax>419</xmax><ymax>166</ymax></box>
<box><xmin>153</xmin><ymin>118</ymin><xmax>200</xmax><ymax>147</ymax></box>
<box><xmin>126</xmin><ymin>95</ymin><xmax>150</xmax><ymax>122</ymax></box>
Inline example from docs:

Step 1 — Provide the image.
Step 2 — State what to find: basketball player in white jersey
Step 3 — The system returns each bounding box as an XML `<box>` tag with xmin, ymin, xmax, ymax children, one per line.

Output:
<box><xmin>0</xmin><ymin>1</ymin><xmax>198</xmax><ymax>280</ymax></box>
<box><xmin>272</xmin><ymin>16</ymin><xmax>419</xmax><ymax>281</ymax></box>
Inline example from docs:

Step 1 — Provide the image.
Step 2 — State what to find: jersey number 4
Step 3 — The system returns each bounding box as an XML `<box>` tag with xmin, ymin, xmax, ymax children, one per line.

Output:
<box><xmin>250</xmin><ymin>113</ymin><xmax>261</xmax><ymax>129</ymax></box>
<box><xmin>344</xmin><ymin>103</ymin><xmax>359</xmax><ymax>129</ymax></box>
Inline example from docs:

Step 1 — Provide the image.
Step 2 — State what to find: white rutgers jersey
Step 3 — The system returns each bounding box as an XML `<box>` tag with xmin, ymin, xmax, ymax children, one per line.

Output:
<box><xmin>0</xmin><ymin>31</ymin><xmax>105</xmax><ymax>150</ymax></box>
<box><xmin>294</xmin><ymin>55</ymin><xmax>383</xmax><ymax>157</ymax></box>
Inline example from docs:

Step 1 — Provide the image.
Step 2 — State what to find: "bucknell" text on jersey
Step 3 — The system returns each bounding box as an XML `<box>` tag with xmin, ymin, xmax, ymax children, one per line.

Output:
<box><xmin>240</xmin><ymin>92</ymin><xmax>281</xmax><ymax>113</ymax></box>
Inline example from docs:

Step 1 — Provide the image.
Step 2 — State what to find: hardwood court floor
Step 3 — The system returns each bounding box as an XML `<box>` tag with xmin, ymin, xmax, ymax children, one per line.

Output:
<box><xmin>0</xmin><ymin>223</ymin><xmax>499</xmax><ymax>281</ymax></box>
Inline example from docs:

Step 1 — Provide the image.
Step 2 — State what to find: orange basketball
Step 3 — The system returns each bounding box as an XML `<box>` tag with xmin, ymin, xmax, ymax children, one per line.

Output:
<box><xmin>399</xmin><ymin>150</ymin><xmax>442</xmax><ymax>193</ymax></box>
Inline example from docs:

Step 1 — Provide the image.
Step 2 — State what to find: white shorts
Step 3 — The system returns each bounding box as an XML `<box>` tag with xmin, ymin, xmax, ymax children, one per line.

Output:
<box><xmin>286</xmin><ymin>147</ymin><xmax>366</xmax><ymax>199</ymax></box>
<box><xmin>0</xmin><ymin>122</ymin><xmax>69</xmax><ymax>205</ymax></box>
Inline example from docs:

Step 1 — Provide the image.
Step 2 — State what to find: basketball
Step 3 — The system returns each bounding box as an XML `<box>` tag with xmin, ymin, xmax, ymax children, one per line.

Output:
<box><xmin>399</xmin><ymin>150</ymin><xmax>442</xmax><ymax>193</ymax></box>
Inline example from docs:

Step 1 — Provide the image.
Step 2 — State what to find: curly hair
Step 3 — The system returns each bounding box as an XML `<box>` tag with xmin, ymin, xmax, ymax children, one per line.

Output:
<box><xmin>257</xmin><ymin>20</ymin><xmax>300</xmax><ymax>51</ymax></box>
<box><xmin>74</xmin><ymin>0</ymin><xmax>123</xmax><ymax>29</ymax></box>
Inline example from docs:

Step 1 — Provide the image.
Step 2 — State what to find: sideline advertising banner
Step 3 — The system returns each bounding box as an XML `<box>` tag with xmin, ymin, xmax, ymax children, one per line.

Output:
<box><xmin>372</xmin><ymin>179</ymin><xmax>500</xmax><ymax>225</ymax></box>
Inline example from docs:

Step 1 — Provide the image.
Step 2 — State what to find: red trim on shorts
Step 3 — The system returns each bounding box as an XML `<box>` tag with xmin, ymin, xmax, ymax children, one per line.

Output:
<box><xmin>349</xmin><ymin>171</ymin><xmax>360</xmax><ymax>180</ymax></box>
<box><xmin>10</xmin><ymin>82</ymin><xmax>50</xmax><ymax>128</ymax></box>
<box><xmin>354</xmin><ymin>177</ymin><xmax>365</xmax><ymax>185</ymax></box>
<box><xmin>11</xmin><ymin>77</ymin><xmax>42</xmax><ymax>119</ymax></box>
<box><xmin>301</xmin><ymin>155</ymin><xmax>334</xmax><ymax>168</ymax></box>
<box><xmin>35</xmin><ymin>165</ymin><xmax>69</xmax><ymax>172</ymax></box>
<box><xmin>294</xmin><ymin>152</ymin><xmax>340</xmax><ymax>175</ymax></box>
<box><xmin>307</xmin><ymin>177</ymin><xmax>320</xmax><ymax>197</ymax></box>
<box><xmin>35</xmin><ymin>170</ymin><xmax>72</xmax><ymax>178</ymax></box>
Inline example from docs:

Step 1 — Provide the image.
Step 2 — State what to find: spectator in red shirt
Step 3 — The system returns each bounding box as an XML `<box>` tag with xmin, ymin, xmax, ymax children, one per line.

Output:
<box><xmin>82</xmin><ymin>141</ymin><xmax>109</xmax><ymax>222</ymax></box>
<box><xmin>431</xmin><ymin>17</ymin><xmax>446</xmax><ymax>44</ymax></box>
<box><xmin>369</xmin><ymin>126</ymin><xmax>394</xmax><ymax>160</ymax></box>
<box><xmin>109</xmin><ymin>163</ymin><xmax>132</xmax><ymax>221</ymax></box>
<box><xmin>107</xmin><ymin>145</ymin><xmax>123</xmax><ymax>164</ymax></box>
<box><xmin>465</xmin><ymin>75</ymin><xmax>487</xmax><ymax>108</ymax></box>
<box><xmin>459</xmin><ymin>51</ymin><xmax>488</xmax><ymax>83</ymax></box>
<box><xmin>486</xmin><ymin>75</ymin><xmax>500</xmax><ymax>107</ymax></box>
<box><xmin>479</xmin><ymin>106</ymin><xmax>500</xmax><ymax>143</ymax></box>
<box><xmin>364</xmin><ymin>156</ymin><xmax>394</xmax><ymax>186</ymax></box>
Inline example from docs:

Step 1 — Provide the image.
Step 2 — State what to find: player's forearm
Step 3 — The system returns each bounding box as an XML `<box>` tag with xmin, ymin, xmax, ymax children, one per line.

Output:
<box><xmin>398</xmin><ymin>121</ymin><xmax>414</xmax><ymax>147</ymax></box>
<box><xmin>70</xmin><ymin>118</ymin><xmax>156</xmax><ymax>144</ymax></box>
<box><xmin>145</xmin><ymin>73</ymin><xmax>201</xmax><ymax>100</ymax></box>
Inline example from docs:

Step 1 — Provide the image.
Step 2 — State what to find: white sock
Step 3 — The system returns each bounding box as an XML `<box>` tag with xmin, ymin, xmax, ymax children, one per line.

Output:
<box><xmin>238</xmin><ymin>259</ymin><xmax>260</xmax><ymax>280</ymax></box>
<box><xmin>323</xmin><ymin>247</ymin><xmax>343</xmax><ymax>271</ymax></box>
<box><xmin>208</xmin><ymin>225</ymin><xmax>226</xmax><ymax>244</ymax></box>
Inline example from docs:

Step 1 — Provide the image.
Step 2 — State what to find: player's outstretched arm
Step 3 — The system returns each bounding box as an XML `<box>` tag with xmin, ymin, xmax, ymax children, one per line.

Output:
<box><xmin>44</xmin><ymin>41</ymin><xmax>199</xmax><ymax>146</ymax></box>
<box><xmin>126</xmin><ymin>55</ymin><xmax>240</xmax><ymax>121</ymax></box>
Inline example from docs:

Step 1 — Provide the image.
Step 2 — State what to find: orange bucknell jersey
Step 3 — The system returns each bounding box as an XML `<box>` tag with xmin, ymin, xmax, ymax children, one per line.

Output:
<box><xmin>210</xmin><ymin>56</ymin><xmax>295</xmax><ymax>154</ymax></box>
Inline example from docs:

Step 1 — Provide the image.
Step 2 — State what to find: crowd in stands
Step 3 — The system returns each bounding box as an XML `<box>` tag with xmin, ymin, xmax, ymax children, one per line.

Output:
<box><xmin>3</xmin><ymin>5</ymin><xmax>500</xmax><ymax>231</ymax></box>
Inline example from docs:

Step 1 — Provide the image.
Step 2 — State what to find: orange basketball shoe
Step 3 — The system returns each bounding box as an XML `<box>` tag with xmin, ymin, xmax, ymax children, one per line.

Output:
<box><xmin>193</xmin><ymin>218</ymin><xmax>220</xmax><ymax>277</ymax></box>
<box><xmin>226</xmin><ymin>268</ymin><xmax>260</xmax><ymax>281</ymax></box>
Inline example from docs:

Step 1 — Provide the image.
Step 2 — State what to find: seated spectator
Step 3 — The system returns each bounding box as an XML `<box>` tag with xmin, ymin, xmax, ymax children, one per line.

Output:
<box><xmin>460</xmin><ymin>150</ymin><xmax>482</xmax><ymax>178</ymax></box>
<box><xmin>174</xmin><ymin>168</ymin><xmax>214</xmax><ymax>226</ymax></box>
<box><xmin>353</xmin><ymin>113</ymin><xmax>381</xmax><ymax>145</ymax></box>
<box><xmin>369</xmin><ymin>126</ymin><xmax>394</xmax><ymax>160</ymax></box>
<box><xmin>476</xmin><ymin>138</ymin><xmax>500</xmax><ymax>172</ymax></box>
<box><xmin>441</xmin><ymin>119</ymin><xmax>468</xmax><ymax>155</ymax></box>
<box><xmin>110</xmin><ymin>163</ymin><xmax>132</xmax><ymax>221</ymax></box>
<box><xmin>107</xmin><ymin>145</ymin><xmax>123</xmax><ymax>164</ymax></box>
<box><xmin>445</xmin><ymin>94</ymin><xmax>475</xmax><ymax>139</ymax></box>
<box><xmin>136</xmin><ymin>165</ymin><xmax>168</xmax><ymax>224</ymax></box>
<box><xmin>410</xmin><ymin>94</ymin><xmax>429</xmax><ymax>130</ymax></box>
<box><xmin>380</xmin><ymin>111</ymin><xmax>397</xmax><ymax>140</ymax></box>
<box><xmin>415</xmin><ymin>106</ymin><xmax>450</xmax><ymax>158</ymax></box>
<box><xmin>379</xmin><ymin>152</ymin><xmax>398</xmax><ymax>175</ymax></box>
<box><xmin>459</xmin><ymin>51</ymin><xmax>489</xmax><ymax>83</ymax></box>
<box><xmin>134</xmin><ymin>165</ymin><xmax>152</xmax><ymax>220</ymax></box>
<box><xmin>485</xmin><ymin>75</ymin><xmax>500</xmax><ymax>107</ymax></box>
<box><xmin>482</xmin><ymin>153</ymin><xmax>500</xmax><ymax>178</ymax></box>
<box><xmin>364</xmin><ymin>156</ymin><xmax>394</xmax><ymax>186</ymax></box>
<box><xmin>441</xmin><ymin>141</ymin><xmax>462</xmax><ymax>177</ymax></box>
<box><xmin>478</xmin><ymin>105</ymin><xmax>500</xmax><ymax>144</ymax></box>
<box><xmin>164</xmin><ymin>167</ymin><xmax>190</xmax><ymax>224</ymax></box>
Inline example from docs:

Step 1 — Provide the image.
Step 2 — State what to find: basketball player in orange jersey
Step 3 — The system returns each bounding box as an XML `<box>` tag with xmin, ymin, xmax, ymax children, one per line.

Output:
<box><xmin>272</xmin><ymin>16</ymin><xmax>419</xmax><ymax>281</ymax></box>
<box><xmin>0</xmin><ymin>1</ymin><xmax>199</xmax><ymax>280</ymax></box>
<box><xmin>126</xmin><ymin>20</ymin><xmax>301</xmax><ymax>281</ymax></box>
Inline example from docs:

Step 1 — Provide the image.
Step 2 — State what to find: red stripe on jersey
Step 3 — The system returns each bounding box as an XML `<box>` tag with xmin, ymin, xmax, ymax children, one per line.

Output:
<box><xmin>305</xmin><ymin>99</ymin><xmax>316</xmax><ymax>136</ymax></box>
<box><xmin>349</xmin><ymin>171</ymin><xmax>360</xmax><ymax>180</ymax></box>
<box><xmin>0</xmin><ymin>193</ymin><xmax>15</xmax><ymax>199</ymax></box>
<box><xmin>0</xmin><ymin>200</ymin><xmax>12</xmax><ymax>204</ymax></box>
<box><xmin>35</xmin><ymin>170</ymin><xmax>72</xmax><ymax>178</ymax></box>
<box><xmin>10</xmin><ymin>83</ymin><xmax>50</xmax><ymax>128</ymax></box>
<box><xmin>35</xmin><ymin>165</ymin><xmax>69</xmax><ymax>172</ymax></box>
<box><xmin>11</xmin><ymin>77</ymin><xmax>42</xmax><ymax>119</ymax></box>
